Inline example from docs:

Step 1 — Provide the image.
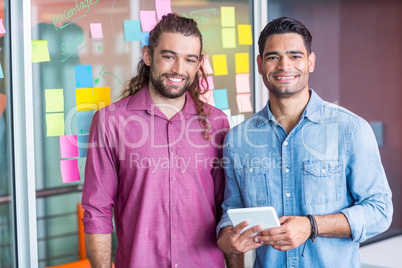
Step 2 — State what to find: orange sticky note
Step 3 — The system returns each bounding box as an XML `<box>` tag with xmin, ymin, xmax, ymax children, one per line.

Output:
<box><xmin>94</xmin><ymin>87</ymin><xmax>110</xmax><ymax>109</ymax></box>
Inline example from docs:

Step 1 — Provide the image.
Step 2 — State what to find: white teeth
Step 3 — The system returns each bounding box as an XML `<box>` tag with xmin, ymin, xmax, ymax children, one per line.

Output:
<box><xmin>277</xmin><ymin>76</ymin><xmax>295</xmax><ymax>79</ymax></box>
<box><xmin>167</xmin><ymin>77</ymin><xmax>183</xmax><ymax>82</ymax></box>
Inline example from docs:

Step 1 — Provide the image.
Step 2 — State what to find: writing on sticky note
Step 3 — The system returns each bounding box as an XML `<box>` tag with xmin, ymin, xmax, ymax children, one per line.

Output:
<box><xmin>236</xmin><ymin>93</ymin><xmax>253</xmax><ymax>113</ymax></box>
<box><xmin>32</xmin><ymin>40</ymin><xmax>50</xmax><ymax>63</ymax></box>
<box><xmin>221</xmin><ymin>7</ymin><xmax>235</xmax><ymax>27</ymax></box>
<box><xmin>235</xmin><ymin>53</ymin><xmax>249</xmax><ymax>73</ymax></box>
<box><xmin>140</xmin><ymin>11</ymin><xmax>157</xmax><ymax>32</ymax></box>
<box><xmin>46</xmin><ymin>113</ymin><xmax>65</xmax><ymax>137</ymax></box>
<box><xmin>60</xmin><ymin>159</ymin><xmax>81</xmax><ymax>183</ymax></box>
<box><xmin>238</xmin><ymin>24</ymin><xmax>252</xmax><ymax>45</ymax></box>
<box><xmin>222</xmin><ymin>28</ymin><xmax>236</xmax><ymax>48</ymax></box>
<box><xmin>77</xmin><ymin>110</ymin><xmax>95</xmax><ymax>135</ymax></box>
<box><xmin>77</xmin><ymin>135</ymin><xmax>89</xmax><ymax>158</ymax></box>
<box><xmin>202</xmin><ymin>55</ymin><xmax>214</xmax><ymax>75</ymax></box>
<box><xmin>45</xmin><ymin>89</ymin><xmax>64</xmax><ymax>112</ymax></box>
<box><xmin>155</xmin><ymin>0</ymin><xmax>172</xmax><ymax>21</ymax></box>
<box><xmin>0</xmin><ymin>63</ymin><xmax>4</xmax><ymax>79</ymax></box>
<box><xmin>124</xmin><ymin>20</ymin><xmax>141</xmax><ymax>41</ymax></box>
<box><xmin>199</xmin><ymin>76</ymin><xmax>214</xmax><ymax>91</ymax></box>
<box><xmin>213</xmin><ymin>89</ymin><xmax>229</xmax><ymax>110</ymax></box>
<box><xmin>202</xmin><ymin>90</ymin><xmax>215</xmax><ymax>107</ymax></box>
<box><xmin>75</xmin><ymin>65</ymin><xmax>93</xmax><ymax>88</ymax></box>
<box><xmin>60</xmin><ymin>135</ymin><xmax>79</xmax><ymax>159</ymax></box>
<box><xmin>0</xmin><ymin>19</ymin><xmax>6</xmax><ymax>34</ymax></box>
<box><xmin>90</xmin><ymin>23</ymin><xmax>103</xmax><ymax>38</ymax></box>
<box><xmin>212</xmin><ymin>55</ymin><xmax>228</xmax><ymax>76</ymax></box>
<box><xmin>141</xmin><ymin>32</ymin><xmax>150</xmax><ymax>49</ymax></box>
<box><xmin>236</xmin><ymin>73</ymin><xmax>251</xmax><ymax>93</ymax></box>
<box><xmin>94</xmin><ymin>87</ymin><xmax>110</xmax><ymax>109</ymax></box>
<box><xmin>76</xmin><ymin>88</ymin><xmax>94</xmax><ymax>111</ymax></box>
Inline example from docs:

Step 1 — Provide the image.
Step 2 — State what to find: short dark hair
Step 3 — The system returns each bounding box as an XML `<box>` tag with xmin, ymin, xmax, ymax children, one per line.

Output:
<box><xmin>258</xmin><ymin>17</ymin><xmax>312</xmax><ymax>56</ymax></box>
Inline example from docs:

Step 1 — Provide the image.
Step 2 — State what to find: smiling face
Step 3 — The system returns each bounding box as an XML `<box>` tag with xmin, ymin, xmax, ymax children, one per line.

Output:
<box><xmin>257</xmin><ymin>33</ymin><xmax>315</xmax><ymax>99</ymax></box>
<box><xmin>142</xmin><ymin>32</ymin><xmax>201</xmax><ymax>100</ymax></box>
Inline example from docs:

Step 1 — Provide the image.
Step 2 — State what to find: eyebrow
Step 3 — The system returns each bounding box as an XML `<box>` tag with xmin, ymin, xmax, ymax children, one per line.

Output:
<box><xmin>160</xmin><ymin>49</ymin><xmax>199</xmax><ymax>60</ymax></box>
<box><xmin>263</xmin><ymin>50</ymin><xmax>305</xmax><ymax>58</ymax></box>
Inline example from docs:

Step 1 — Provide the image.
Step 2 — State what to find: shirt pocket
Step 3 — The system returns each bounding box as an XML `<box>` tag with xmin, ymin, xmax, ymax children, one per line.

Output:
<box><xmin>238</xmin><ymin>167</ymin><xmax>270</xmax><ymax>207</ymax></box>
<box><xmin>303</xmin><ymin>159</ymin><xmax>342</xmax><ymax>205</ymax></box>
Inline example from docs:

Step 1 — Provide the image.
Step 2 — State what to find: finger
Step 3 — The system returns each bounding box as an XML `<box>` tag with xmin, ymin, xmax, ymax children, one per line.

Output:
<box><xmin>240</xmin><ymin>225</ymin><xmax>263</xmax><ymax>239</ymax></box>
<box><xmin>242</xmin><ymin>241</ymin><xmax>264</xmax><ymax>252</ymax></box>
<box><xmin>232</xmin><ymin>221</ymin><xmax>250</xmax><ymax>236</ymax></box>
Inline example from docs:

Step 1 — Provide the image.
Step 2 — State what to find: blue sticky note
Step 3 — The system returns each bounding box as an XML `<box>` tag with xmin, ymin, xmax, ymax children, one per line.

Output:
<box><xmin>75</xmin><ymin>65</ymin><xmax>93</xmax><ymax>88</ymax></box>
<box><xmin>213</xmin><ymin>89</ymin><xmax>229</xmax><ymax>110</ymax></box>
<box><xmin>141</xmin><ymin>32</ymin><xmax>150</xmax><ymax>49</ymax></box>
<box><xmin>77</xmin><ymin>110</ymin><xmax>95</xmax><ymax>135</ymax></box>
<box><xmin>77</xmin><ymin>135</ymin><xmax>89</xmax><ymax>158</ymax></box>
<box><xmin>124</xmin><ymin>20</ymin><xmax>141</xmax><ymax>41</ymax></box>
<box><xmin>0</xmin><ymin>63</ymin><xmax>4</xmax><ymax>79</ymax></box>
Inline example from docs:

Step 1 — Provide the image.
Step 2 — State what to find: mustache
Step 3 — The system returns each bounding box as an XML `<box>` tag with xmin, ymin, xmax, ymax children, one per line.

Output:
<box><xmin>162</xmin><ymin>73</ymin><xmax>189</xmax><ymax>79</ymax></box>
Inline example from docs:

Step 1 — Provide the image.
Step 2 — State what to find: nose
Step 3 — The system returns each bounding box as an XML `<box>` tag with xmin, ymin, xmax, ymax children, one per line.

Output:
<box><xmin>277</xmin><ymin>57</ymin><xmax>291</xmax><ymax>71</ymax></box>
<box><xmin>171</xmin><ymin>58</ymin><xmax>185</xmax><ymax>74</ymax></box>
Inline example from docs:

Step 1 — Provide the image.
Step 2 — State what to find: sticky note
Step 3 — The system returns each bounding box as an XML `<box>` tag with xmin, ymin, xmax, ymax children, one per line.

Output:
<box><xmin>0</xmin><ymin>63</ymin><xmax>4</xmax><ymax>79</ymax></box>
<box><xmin>45</xmin><ymin>89</ymin><xmax>64</xmax><ymax>112</ymax></box>
<box><xmin>140</xmin><ymin>11</ymin><xmax>157</xmax><ymax>32</ymax></box>
<box><xmin>0</xmin><ymin>19</ymin><xmax>6</xmax><ymax>34</ymax></box>
<box><xmin>46</xmin><ymin>113</ymin><xmax>65</xmax><ymax>137</ymax></box>
<box><xmin>31</xmin><ymin>40</ymin><xmax>50</xmax><ymax>63</ymax></box>
<box><xmin>222</xmin><ymin>28</ymin><xmax>236</xmax><ymax>48</ymax></box>
<box><xmin>238</xmin><ymin>24</ymin><xmax>253</xmax><ymax>45</ymax></box>
<box><xmin>213</xmin><ymin>89</ymin><xmax>229</xmax><ymax>110</ymax></box>
<box><xmin>199</xmin><ymin>76</ymin><xmax>214</xmax><ymax>91</ymax></box>
<box><xmin>94</xmin><ymin>87</ymin><xmax>110</xmax><ymax>109</ymax></box>
<box><xmin>236</xmin><ymin>93</ymin><xmax>253</xmax><ymax>113</ymax></box>
<box><xmin>222</xmin><ymin>109</ymin><xmax>231</xmax><ymax>117</ymax></box>
<box><xmin>155</xmin><ymin>0</ymin><xmax>172</xmax><ymax>21</ymax></box>
<box><xmin>141</xmin><ymin>32</ymin><xmax>150</xmax><ymax>49</ymax></box>
<box><xmin>235</xmin><ymin>73</ymin><xmax>251</xmax><ymax>93</ymax></box>
<box><xmin>212</xmin><ymin>55</ymin><xmax>228</xmax><ymax>76</ymax></box>
<box><xmin>75</xmin><ymin>65</ymin><xmax>93</xmax><ymax>88</ymax></box>
<box><xmin>202</xmin><ymin>90</ymin><xmax>215</xmax><ymax>107</ymax></box>
<box><xmin>76</xmin><ymin>88</ymin><xmax>94</xmax><ymax>111</ymax></box>
<box><xmin>77</xmin><ymin>110</ymin><xmax>95</xmax><ymax>135</ymax></box>
<box><xmin>60</xmin><ymin>135</ymin><xmax>79</xmax><ymax>159</ymax></box>
<box><xmin>235</xmin><ymin>53</ymin><xmax>250</xmax><ymax>73</ymax></box>
<box><xmin>202</xmin><ymin>55</ymin><xmax>214</xmax><ymax>75</ymax></box>
<box><xmin>60</xmin><ymin>159</ymin><xmax>81</xmax><ymax>183</ymax></box>
<box><xmin>229</xmin><ymin>114</ymin><xmax>245</xmax><ymax>128</ymax></box>
<box><xmin>77</xmin><ymin>135</ymin><xmax>89</xmax><ymax>158</ymax></box>
<box><xmin>221</xmin><ymin>7</ymin><xmax>235</xmax><ymax>27</ymax></box>
<box><xmin>124</xmin><ymin>20</ymin><xmax>141</xmax><ymax>41</ymax></box>
<box><xmin>90</xmin><ymin>23</ymin><xmax>103</xmax><ymax>38</ymax></box>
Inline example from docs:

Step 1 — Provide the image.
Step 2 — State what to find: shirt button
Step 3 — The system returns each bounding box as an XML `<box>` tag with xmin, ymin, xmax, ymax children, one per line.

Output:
<box><xmin>172</xmin><ymin>206</ymin><xmax>176</xmax><ymax>210</ymax></box>
<box><xmin>172</xmin><ymin>177</ymin><xmax>177</xmax><ymax>181</ymax></box>
<box><xmin>285</xmin><ymin>168</ymin><xmax>289</xmax><ymax>173</ymax></box>
<box><xmin>249</xmin><ymin>168</ymin><xmax>253</xmax><ymax>172</ymax></box>
<box><xmin>172</xmin><ymin>147</ymin><xmax>175</xmax><ymax>151</ymax></box>
<box><xmin>321</xmin><ymin>169</ymin><xmax>326</xmax><ymax>173</ymax></box>
<box><xmin>175</xmin><ymin>265</ymin><xmax>179</xmax><ymax>268</ymax></box>
<box><xmin>173</xmin><ymin>234</ymin><xmax>177</xmax><ymax>239</ymax></box>
<box><xmin>286</xmin><ymin>193</ymin><xmax>291</xmax><ymax>197</ymax></box>
<box><xmin>284</xmin><ymin>141</ymin><xmax>288</xmax><ymax>146</ymax></box>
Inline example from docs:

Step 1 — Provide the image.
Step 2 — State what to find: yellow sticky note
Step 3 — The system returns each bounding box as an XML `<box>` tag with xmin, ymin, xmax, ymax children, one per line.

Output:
<box><xmin>212</xmin><ymin>55</ymin><xmax>228</xmax><ymax>76</ymax></box>
<box><xmin>76</xmin><ymin>88</ymin><xmax>94</xmax><ymax>111</ymax></box>
<box><xmin>221</xmin><ymin>7</ymin><xmax>235</xmax><ymax>27</ymax></box>
<box><xmin>222</xmin><ymin>28</ymin><xmax>236</xmax><ymax>48</ymax></box>
<box><xmin>32</xmin><ymin>40</ymin><xmax>50</xmax><ymax>63</ymax></box>
<box><xmin>45</xmin><ymin>89</ymin><xmax>64</xmax><ymax>112</ymax></box>
<box><xmin>235</xmin><ymin>53</ymin><xmax>249</xmax><ymax>74</ymax></box>
<box><xmin>94</xmin><ymin>87</ymin><xmax>111</xmax><ymax>109</ymax></box>
<box><xmin>238</xmin><ymin>25</ymin><xmax>253</xmax><ymax>45</ymax></box>
<box><xmin>46</xmin><ymin>113</ymin><xmax>65</xmax><ymax>137</ymax></box>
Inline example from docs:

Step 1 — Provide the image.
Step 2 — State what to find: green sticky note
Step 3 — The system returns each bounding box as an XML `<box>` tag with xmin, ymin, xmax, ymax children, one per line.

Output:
<box><xmin>32</xmin><ymin>40</ymin><xmax>50</xmax><ymax>63</ymax></box>
<box><xmin>212</xmin><ymin>54</ymin><xmax>228</xmax><ymax>76</ymax></box>
<box><xmin>235</xmin><ymin>53</ymin><xmax>249</xmax><ymax>73</ymax></box>
<box><xmin>46</xmin><ymin>113</ymin><xmax>65</xmax><ymax>137</ymax></box>
<box><xmin>221</xmin><ymin>7</ymin><xmax>235</xmax><ymax>27</ymax></box>
<box><xmin>45</xmin><ymin>89</ymin><xmax>64</xmax><ymax>112</ymax></box>
<box><xmin>238</xmin><ymin>24</ymin><xmax>253</xmax><ymax>45</ymax></box>
<box><xmin>221</xmin><ymin>28</ymin><xmax>236</xmax><ymax>48</ymax></box>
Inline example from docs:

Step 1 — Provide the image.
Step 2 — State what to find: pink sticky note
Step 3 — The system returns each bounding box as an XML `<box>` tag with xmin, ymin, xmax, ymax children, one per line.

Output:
<box><xmin>60</xmin><ymin>159</ymin><xmax>81</xmax><ymax>183</ymax></box>
<box><xmin>236</xmin><ymin>73</ymin><xmax>251</xmax><ymax>93</ymax></box>
<box><xmin>202</xmin><ymin>55</ymin><xmax>214</xmax><ymax>75</ymax></box>
<box><xmin>0</xmin><ymin>19</ymin><xmax>6</xmax><ymax>34</ymax></box>
<box><xmin>155</xmin><ymin>0</ymin><xmax>172</xmax><ymax>21</ymax></box>
<box><xmin>90</xmin><ymin>23</ymin><xmax>103</xmax><ymax>38</ymax></box>
<box><xmin>236</xmin><ymin>93</ymin><xmax>253</xmax><ymax>113</ymax></box>
<box><xmin>60</xmin><ymin>135</ymin><xmax>79</xmax><ymax>159</ymax></box>
<box><xmin>202</xmin><ymin>90</ymin><xmax>215</xmax><ymax>106</ymax></box>
<box><xmin>140</xmin><ymin>11</ymin><xmax>157</xmax><ymax>32</ymax></box>
<box><xmin>199</xmin><ymin>76</ymin><xmax>215</xmax><ymax>91</ymax></box>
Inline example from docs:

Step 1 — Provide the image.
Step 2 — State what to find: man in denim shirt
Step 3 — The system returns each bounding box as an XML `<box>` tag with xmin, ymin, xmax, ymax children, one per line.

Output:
<box><xmin>217</xmin><ymin>17</ymin><xmax>393</xmax><ymax>268</ymax></box>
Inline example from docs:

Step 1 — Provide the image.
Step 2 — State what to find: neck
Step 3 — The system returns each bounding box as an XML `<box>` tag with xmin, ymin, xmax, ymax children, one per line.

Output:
<box><xmin>269</xmin><ymin>88</ymin><xmax>310</xmax><ymax>133</ymax></box>
<box><xmin>148</xmin><ymin>83</ymin><xmax>187</xmax><ymax>120</ymax></box>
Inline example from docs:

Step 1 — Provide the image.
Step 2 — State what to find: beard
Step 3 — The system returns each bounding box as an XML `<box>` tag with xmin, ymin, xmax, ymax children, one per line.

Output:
<box><xmin>149</xmin><ymin>62</ymin><xmax>196</xmax><ymax>99</ymax></box>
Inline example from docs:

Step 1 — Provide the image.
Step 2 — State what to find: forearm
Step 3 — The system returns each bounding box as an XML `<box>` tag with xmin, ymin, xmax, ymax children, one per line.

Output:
<box><xmin>224</xmin><ymin>253</ymin><xmax>244</xmax><ymax>268</ymax></box>
<box><xmin>85</xmin><ymin>233</ymin><xmax>112</xmax><ymax>268</ymax></box>
<box><xmin>315</xmin><ymin>213</ymin><xmax>351</xmax><ymax>238</ymax></box>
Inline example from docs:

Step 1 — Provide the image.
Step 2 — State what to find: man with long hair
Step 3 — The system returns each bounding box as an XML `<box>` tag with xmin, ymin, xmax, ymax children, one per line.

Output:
<box><xmin>82</xmin><ymin>13</ymin><xmax>229</xmax><ymax>267</ymax></box>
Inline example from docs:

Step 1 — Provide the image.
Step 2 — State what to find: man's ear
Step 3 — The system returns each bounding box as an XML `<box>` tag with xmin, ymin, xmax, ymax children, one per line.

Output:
<box><xmin>142</xmin><ymin>46</ymin><xmax>152</xmax><ymax>66</ymax></box>
<box><xmin>308</xmin><ymin>52</ymin><xmax>316</xmax><ymax>73</ymax></box>
<box><xmin>256</xmin><ymin>55</ymin><xmax>263</xmax><ymax>74</ymax></box>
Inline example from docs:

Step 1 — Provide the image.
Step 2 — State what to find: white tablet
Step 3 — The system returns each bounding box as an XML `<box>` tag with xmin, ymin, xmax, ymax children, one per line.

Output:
<box><xmin>227</xmin><ymin>207</ymin><xmax>280</xmax><ymax>235</ymax></box>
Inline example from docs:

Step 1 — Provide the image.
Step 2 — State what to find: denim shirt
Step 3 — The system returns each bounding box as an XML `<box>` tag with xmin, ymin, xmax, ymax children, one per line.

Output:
<box><xmin>217</xmin><ymin>90</ymin><xmax>393</xmax><ymax>268</ymax></box>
